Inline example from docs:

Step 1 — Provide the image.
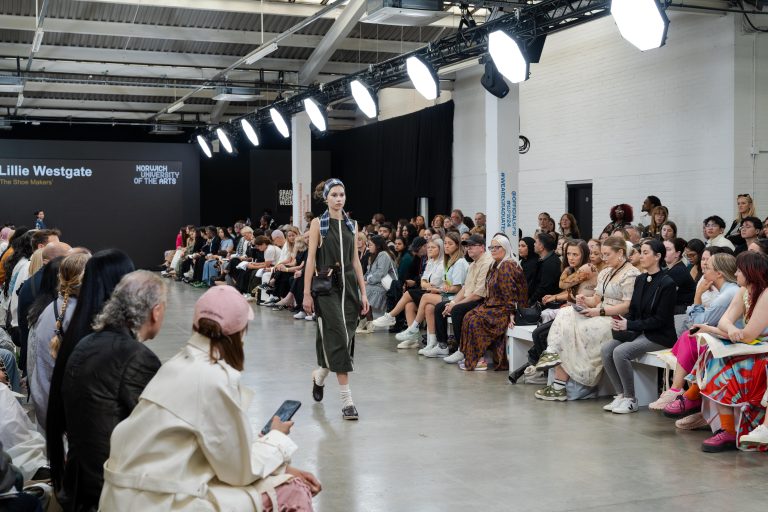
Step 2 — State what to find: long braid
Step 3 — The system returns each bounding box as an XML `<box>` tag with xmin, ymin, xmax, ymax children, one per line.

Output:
<box><xmin>48</xmin><ymin>252</ymin><xmax>89</xmax><ymax>358</ymax></box>
<box><xmin>49</xmin><ymin>290</ymin><xmax>69</xmax><ymax>358</ymax></box>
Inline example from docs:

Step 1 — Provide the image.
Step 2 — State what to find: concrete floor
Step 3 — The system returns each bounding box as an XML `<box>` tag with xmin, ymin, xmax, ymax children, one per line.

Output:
<box><xmin>151</xmin><ymin>281</ymin><xmax>768</xmax><ymax>512</ymax></box>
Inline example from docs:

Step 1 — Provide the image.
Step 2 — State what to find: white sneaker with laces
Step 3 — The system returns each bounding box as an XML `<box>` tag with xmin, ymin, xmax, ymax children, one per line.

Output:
<box><xmin>418</xmin><ymin>341</ymin><xmax>438</xmax><ymax>355</ymax></box>
<box><xmin>603</xmin><ymin>394</ymin><xmax>625</xmax><ymax>412</ymax></box>
<box><xmin>371</xmin><ymin>313</ymin><xmax>397</xmax><ymax>328</ymax></box>
<box><xmin>396</xmin><ymin>339</ymin><xmax>421</xmax><ymax>349</ymax></box>
<box><xmin>423</xmin><ymin>345</ymin><xmax>449</xmax><ymax>358</ymax></box>
<box><xmin>741</xmin><ymin>424</ymin><xmax>768</xmax><ymax>446</ymax></box>
<box><xmin>649</xmin><ymin>389</ymin><xmax>683</xmax><ymax>411</ymax></box>
<box><xmin>305</xmin><ymin>314</ymin><xmax>315</xmax><ymax>321</ymax></box>
<box><xmin>443</xmin><ymin>351</ymin><xmax>465</xmax><ymax>364</ymax></box>
<box><xmin>293</xmin><ymin>311</ymin><xmax>307</xmax><ymax>320</ymax></box>
<box><xmin>612</xmin><ymin>397</ymin><xmax>639</xmax><ymax>414</ymax></box>
<box><xmin>395</xmin><ymin>328</ymin><xmax>420</xmax><ymax>342</ymax></box>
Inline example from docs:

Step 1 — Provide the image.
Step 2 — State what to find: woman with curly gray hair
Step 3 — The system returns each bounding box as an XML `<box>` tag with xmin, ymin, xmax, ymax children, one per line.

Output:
<box><xmin>58</xmin><ymin>270</ymin><xmax>167</xmax><ymax>511</ymax></box>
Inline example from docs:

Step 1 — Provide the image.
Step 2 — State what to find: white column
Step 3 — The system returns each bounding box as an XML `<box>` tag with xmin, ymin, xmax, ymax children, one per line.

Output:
<box><xmin>291</xmin><ymin>112</ymin><xmax>312</xmax><ymax>231</ymax></box>
<box><xmin>484</xmin><ymin>87</ymin><xmax>520</xmax><ymax>257</ymax></box>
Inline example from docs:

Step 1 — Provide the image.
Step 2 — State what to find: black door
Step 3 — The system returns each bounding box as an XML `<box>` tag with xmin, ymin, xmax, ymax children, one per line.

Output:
<box><xmin>568</xmin><ymin>183</ymin><xmax>593</xmax><ymax>240</ymax></box>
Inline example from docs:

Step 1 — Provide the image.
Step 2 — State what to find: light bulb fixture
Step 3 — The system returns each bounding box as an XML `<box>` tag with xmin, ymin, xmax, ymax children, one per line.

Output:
<box><xmin>196</xmin><ymin>134</ymin><xmax>212</xmax><ymax>158</ymax></box>
<box><xmin>350</xmin><ymin>80</ymin><xmax>377</xmax><ymax>119</ymax></box>
<box><xmin>240</xmin><ymin>118</ymin><xmax>259</xmax><ymax>146</ymax></box>
<box><xmin>611</xmin><ymin>0</ymin><xmax>669</xmax><ymax>51</ymax></box>
<box><xmin>216</xmin><ymin>127</ymin><xmax>233</xmax><ymax>154</ymax></box>
<box><xmin>303</xmin><ymin>98</ymin><xmax>327</xmax><ymax>132</ymax></box>
<box><xmin>270</xmin><ymin>107</ymin><xmax>290</xmax><ymax>138</ymax></box>
<box><xmin>488</xmin><ymin>30</ymin><xmax>529</xmax><ymax>84</ymax></box>
<box><xmin>406</xmin><ymin>55</ymin><xmax>439</xmax><ymax>101</ymax></box>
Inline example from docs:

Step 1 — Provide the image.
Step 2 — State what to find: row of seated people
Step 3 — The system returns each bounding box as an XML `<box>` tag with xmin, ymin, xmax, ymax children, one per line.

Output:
<box><xmin>1</xmin><ymin>228</ymin><xmax>319</xmax><ymax>509</ymax></box>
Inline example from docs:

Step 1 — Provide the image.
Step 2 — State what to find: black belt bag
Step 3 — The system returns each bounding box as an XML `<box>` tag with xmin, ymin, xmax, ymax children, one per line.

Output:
<box><xmin>311</xmin><ymin>265</ymin><xmax>339</xmax><ymax>297</ymax></box>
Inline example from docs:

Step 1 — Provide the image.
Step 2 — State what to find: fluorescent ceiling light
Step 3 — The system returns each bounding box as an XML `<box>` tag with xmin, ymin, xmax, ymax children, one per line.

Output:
<box><xmin>488</xmin><ymin>30</ymin><xmax>529</xmax><ymax>84</ymax></box>
<box><xmin>167</xmin><ymin>100</ymin><xmax>185</xmax><ymax>113</ymax></box>
<box><xmin>216</xmin><ymin>127</ymin><xmax>233</xmax><ymax>153</ymax></box>
<box><xmin>270</xmin><ymin>107</ymin><xmax>290</xmax><ymax>138</ymax></box>
<box><xmin>406</xmin><ymin>56</ymin><xmax>439</xmax><ymax>101</ymax></box>
<box><xmin>611</xmin><ymin>0</ymin><xmax>669</xmax><ymax>51</ymax></box>
<box><xmin>350</xmin><ymin>80</ymin><xmax>377</xmax><ymax>119</ymax></box>
<box><xmin>303</xmin><ymin>98</ymin><xmax>327</xmax><ymax>132</ymax></box>
<box><xmin>196</xmin><ymin>135</ymin><xmax>212</xmax><ymax>158</ymax></box>
<box><xmin>16</xmin><ymin>93</ymin><xmax>24</xmax><ymax>108</ymax></box>
<box><xmin>0</xmin><ymin>76</ymin><xmax>23</xmax><ymax>93</ymax></box>
<box><xmin>244</xmin><ymin>42</ymin><xmax>279</xmax><ymax>65</ymax></box>
<box><xmin>240</xmin><ymin>118</ymin><xmax>260</xmax><ymax>146</ymax></box>
<box><xmin>212</xmin><ymin>86</ymin><xmax>262</xmax><ymax>101</ymax></box>
<box><xmin>32</xmin><ymin>28</ymin><xmax>44</xmax><ymax>53</ymax></box>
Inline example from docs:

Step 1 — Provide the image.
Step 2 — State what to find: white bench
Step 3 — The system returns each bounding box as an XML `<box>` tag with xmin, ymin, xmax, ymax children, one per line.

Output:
<box><xmin>506</xmin><ymin>325</ymin><xmax>670</xmax><ymax>407</ymax></box>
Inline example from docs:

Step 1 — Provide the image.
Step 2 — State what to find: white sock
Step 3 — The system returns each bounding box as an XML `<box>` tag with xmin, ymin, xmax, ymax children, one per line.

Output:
<box><xmin>409</xmin><ymin>321</ymin><xmax>419</xmax><ymax>332</ymax></box>
<box><xmin>313</xmin><ymin>368</ymin><xmax>330</xmax><ymax>386</ymax></box>
<box><xmin>427</xmin><ymin>333</ymin><xmax>437</xmax><ymax>346</ymax></box>
<box><xmin>340</xmin><ymin>384</ymin><xmax>354</xmax><ymax>408</ymax></box>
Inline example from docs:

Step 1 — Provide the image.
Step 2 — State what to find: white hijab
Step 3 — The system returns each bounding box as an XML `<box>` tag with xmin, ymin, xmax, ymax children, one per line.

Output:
<box><xmin>492</xmin><ymin>234</ymin><xmax>517</xmax><ymax>264</ymax></box>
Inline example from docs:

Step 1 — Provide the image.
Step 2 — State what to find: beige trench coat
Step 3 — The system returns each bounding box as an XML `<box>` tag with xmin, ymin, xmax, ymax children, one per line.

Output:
<box><xmin>99</xmin><ymin>333</ymin><xmax>297</xmax><ymax>511</ymax></box>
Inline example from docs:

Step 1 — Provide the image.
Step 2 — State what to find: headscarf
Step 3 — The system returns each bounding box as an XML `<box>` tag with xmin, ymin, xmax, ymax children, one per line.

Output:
<box><xmin>520</xmin><ymin>236</ymin><xmax>536</xmax><ymax>261</ymax></box>
<box><xmin>492</xmin><ymin>234</ymin><xmax>516</xmax><ymax>264</ymax></box>
<box><xmin>0</xmin><ymin>228</ymin><xmax>11</xmax><ymax>242</ymax></box>
<box><xmin>319</xmin><ymin>179</ymin><xmax>356</xmax><ymax>238</ymax></box>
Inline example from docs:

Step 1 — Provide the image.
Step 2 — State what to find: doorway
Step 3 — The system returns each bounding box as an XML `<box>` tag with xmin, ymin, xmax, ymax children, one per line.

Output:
<box><xmin>568</xmin><ymin>183</ymin><xmax>593</xmax><ymax>240</ymax></box>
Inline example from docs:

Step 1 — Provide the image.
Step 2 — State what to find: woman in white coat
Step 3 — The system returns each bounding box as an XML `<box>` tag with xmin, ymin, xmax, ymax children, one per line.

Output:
<box><xmin>99</xmin><ymin>285</ymin><xmax>321</xmax><ymax>511</ymax></box>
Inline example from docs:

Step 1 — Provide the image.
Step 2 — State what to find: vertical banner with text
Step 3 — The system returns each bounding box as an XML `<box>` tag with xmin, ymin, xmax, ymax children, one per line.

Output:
<box><xmin>499</xmin><ymin>171</ymin><xmax>519</xmax><ymax>259</ymax></box>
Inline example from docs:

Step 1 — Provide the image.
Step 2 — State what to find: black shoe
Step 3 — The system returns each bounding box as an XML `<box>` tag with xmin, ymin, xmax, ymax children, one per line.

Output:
<box><xmin>508</xmin><ymin>363</ymin><xmax>529</xmax><ymax>384</ymax></box>
<box><xmin>312</xmin><ymin>379</ymin><xmax>324</xmax><ymax>402</ymax></box>
<box><xmin>342</xmin><ymin>405</ymin><xmax>359</xmax><ymax>420</ymax></box>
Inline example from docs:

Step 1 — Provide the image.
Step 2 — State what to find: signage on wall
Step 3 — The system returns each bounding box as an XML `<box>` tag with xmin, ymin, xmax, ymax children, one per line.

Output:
<box><xmin>499</xmin><ymin>171</ymin><xmax>519</xmax><ymax>257</ymax></box>
<box><xmin>0</xmin><ymin>159</ymin><xmax>182</xmax><ymax>187</ymax></box>
<box><xmin>278</xmin><ymin>188</ymin><xmax>293</xmax><ymax>206</ymax></box>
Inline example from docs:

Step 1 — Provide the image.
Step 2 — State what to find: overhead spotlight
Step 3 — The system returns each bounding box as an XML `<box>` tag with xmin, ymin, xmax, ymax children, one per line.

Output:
<box><xmin>303</xmin><ymin>98</ymin><xmax>327</xmax><ymax>132</ymax></box>
<box><xmin>488</xmin><ymin>30</ymin><xmax>529</xmax><ymax>84</ymax></box>
<box><xmin>196</xmin><ymin>134</ymin><xmax>212</xmax><ymax>158</ymax></box>
<box><xmin>350</xmin><ymin>80</ymin><xmax>377</xmax><ymax>119</ymax></box>
<box><xmin>406</xmin><ymin>55</ymin><xmax>439</xmax><ymax>101</ymax></box>
<box><xmin>216</xmin><ymin>127</ymin><xmax>234</xmax><ymax>154</ymax></box>
<box><xmin>270</xmin><ymin>107</ymin><xmax>290</xmax><ymax>138</ymax></box>
<box><xmin>611</xmin><ymin>0</ymin><xmax>669</xmax><ymax>51</ymax></box>
<box><xmin>240</xmin><ymin>118</ymin><xmax>259</xmax><ymax>146</ymax></box>
<box><xmin>480</xmin><ymin>58</ymin><xmax>509</xmax><ymax>99</ymax></box>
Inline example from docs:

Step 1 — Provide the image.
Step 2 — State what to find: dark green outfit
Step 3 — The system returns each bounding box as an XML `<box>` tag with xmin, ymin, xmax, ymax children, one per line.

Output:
<box><xmin>315</xmin><ymin>218</ymin><xmax>360</xmax><ymax>373</ymax></box>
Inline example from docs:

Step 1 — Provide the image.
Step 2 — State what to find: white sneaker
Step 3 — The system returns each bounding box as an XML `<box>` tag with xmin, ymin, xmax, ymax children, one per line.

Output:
<box><xmin>305</xmin><ymin>314</ymin><xmax>315</xmax><ymax>321</ymax></box>
<box><xmin>741</xmin><ymin>424</ymin><xmax>768</xmax><ymax>446</ymax></box>
<box><xmin>423</xmin><ymin>345</ymin><xmax>449</xmax><ymax>358</ymax></box>
<box><xmin>612</xmin><ymin>397</ymin><xmax>639</xmax><ymax>414</ymax></box>
<box><xmin>356</xmin><ymin>320</ymin><xmax>374</xmax><ymax>334</ymax></box>
<box><xmin>396</xmin><ymin>339</ymin><xmax>421</xmax><ymax>349</ymax></box>
<box><xmin>443</xmin><ymin>351</ymin><xmax>465</xmax><ymax>364</ymax></box>
<box><xmin>371</xmin><ymin>313</ymin><xmax>397</xmax><ymax>328</ymax></box>
<box><xmin>293</xmin><ymin>311</ymin><xmax>307</xmax><ymax>320</ymax></box>
<box><xmin>395</xmin><ymin>328</ymin><xmax>420</xmax><ymax>342</ymax></box>
<box><xmin>649</xmin><ymin>389</ymin><xmax>683</xmax><ymax>411</ymax></box>
<box><xmin>245</xmin><ymin>294</ymin><xmax>258</xmax><ymax>302</ymax></box>
<box><xmin>355</xmin><ymin>319</ymin><xmax>369</xmax><ymax>334</ymax></box>
<box><xmin>603</xmin><ymin>395</ymin><xmax>625</xmax><ymax>412</ymax></box>
<box><xmin>418</xmin><ymin>342</ymin><xmax>438</xmax><ymax>355</ymax></box>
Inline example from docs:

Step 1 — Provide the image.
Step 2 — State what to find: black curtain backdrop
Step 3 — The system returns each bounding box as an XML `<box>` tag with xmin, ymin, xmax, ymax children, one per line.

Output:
<box><xmin>316</xmin><ymin>101</ymin><xmax>454</xmax><ymax>223</ymax></box>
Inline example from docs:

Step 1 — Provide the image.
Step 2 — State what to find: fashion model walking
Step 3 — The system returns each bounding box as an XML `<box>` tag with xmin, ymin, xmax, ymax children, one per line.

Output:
<box><xmin>303</xmin><ymin>179</ymin><xmax>369</xmax><ymax>420</ymax></box>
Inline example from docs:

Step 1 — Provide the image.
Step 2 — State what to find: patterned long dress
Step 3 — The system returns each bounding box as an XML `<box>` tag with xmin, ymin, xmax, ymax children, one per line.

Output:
<box><xmin>460</xmin><ymin>259</ymin><xmax>528</xmax><ymax>370</ymax></box>
<box><xmin>693</xmin><ymin>290</ymin><xmax>768</xmax><ymax>451</ymax></box>
<box><xmin>314</xmin><ymin>219</ymin><xmax>361</xmax><ymax>373</ymax></box>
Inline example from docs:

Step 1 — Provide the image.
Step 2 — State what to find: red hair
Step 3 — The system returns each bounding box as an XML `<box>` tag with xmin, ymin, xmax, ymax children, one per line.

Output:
<box><xmin>610</xmin><ymin>204</ymin><xmax>634</xmax><ymax>223</ymax></box>
<box><xmin>736</xmin><ymin>252</ymin><xmax>768</xmax><ymax>320</ymax></box>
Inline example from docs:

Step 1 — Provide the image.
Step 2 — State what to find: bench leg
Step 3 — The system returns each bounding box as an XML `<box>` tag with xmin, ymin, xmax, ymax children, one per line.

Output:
<box><xmin>507</xmin><ymin>338</ymin><xmax>533</xmax><ymax>376</ymax></box>
<box><xmin>632</xmin><ymin>362</ymin><xmax>659</xmax><ymax>407</ymax></box>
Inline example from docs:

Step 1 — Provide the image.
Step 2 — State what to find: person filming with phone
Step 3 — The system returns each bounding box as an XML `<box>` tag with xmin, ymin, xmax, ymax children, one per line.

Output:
<box><xmin>99</xmin><ymin>285</ymin><xmax>321</xmax><ymax>511</ymax></box>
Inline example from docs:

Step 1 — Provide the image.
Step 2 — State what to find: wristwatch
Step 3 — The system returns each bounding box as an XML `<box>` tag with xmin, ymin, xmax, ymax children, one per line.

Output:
<box><xmin>599</xmin><ymin>306</ymin><xmax>606</xmax><ymax>316</ymax></box>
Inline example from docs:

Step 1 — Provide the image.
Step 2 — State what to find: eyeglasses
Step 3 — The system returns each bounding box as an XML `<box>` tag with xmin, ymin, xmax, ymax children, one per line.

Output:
<box><xmin>704</xmin><ymin>223</ymin><xmax>721</xmax><ymax>229</ymax></box>
<box><xmin>488</xmin><ymin>245</ymin><xmax>503</xmax><ymax>251</ymax></box>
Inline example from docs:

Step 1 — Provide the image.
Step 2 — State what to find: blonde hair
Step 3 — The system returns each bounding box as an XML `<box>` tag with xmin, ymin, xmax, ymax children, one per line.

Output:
<box><xmin>648</xmin><ymin>206</ymin><xmax>669</xmax><ymax>236</ymax></box>
<box><xmin>28</xmin><ymin>248</ymin><xmax>45</xmax><ymax>277</ymax></box>
<box><xmin>736</xmin><ymin>194</ymin><xmax>756</xmax><ymax>221</ymax></box>
<box><xmin>50</xmin><ymin>252</ymin><xmax>90</xmax><ymax>358</ymax></box>
<box><xmin>601</xmin><ymin>236</ymin><xmax>629</xmax><ymax>258</ymax></box>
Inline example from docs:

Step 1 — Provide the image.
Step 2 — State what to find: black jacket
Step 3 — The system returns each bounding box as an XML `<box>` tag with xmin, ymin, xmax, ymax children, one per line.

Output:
<box><xmin>60</xmin><ymin>327</ymin><xmax>161</xmax><ymax>511</ymax></box>
<box><xmin>530</xmin><ymin>252</ymin><xmax>561</xmax><ymax>304</ymax></box>
<box><xmin>520</xmin><ymin>256</ymin><xmax>539</xmax><ymax>299</ymax></box>
<box><xmin>625</xmin><ymin>272</ymin><xmax>677</xmax><ymax>347</ymax></box>
<box><xmin>665</xmin><ymin>262</ymin><xmax>695</xmax><ymax>309</ymax></box>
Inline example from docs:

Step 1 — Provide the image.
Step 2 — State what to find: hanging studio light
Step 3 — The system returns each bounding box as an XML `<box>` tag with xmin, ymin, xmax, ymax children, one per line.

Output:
<box><xmin>406</xmin><ymin>55</ymin><xmax>439</xmax><ymax>101</ymax></box>
<box><xmin>488</xmin><ymin>30</ymin><xmax>529</xmax><ymax>84</ymax></box>
<box><xmin>303</xmin><ymin>98</ymin><xmax>327</xmax><ymax>132</ymax></box>
<box><xmin>270</xmin><ymin>107</ymin><xmax>290</xmax><ymax>138</ymax></box>
<box><xmin>350</xmin><ymin>80</ymin><xmax>377</xmax><ymax>119</ymax></box>
<box><xmin>196</xmin><ymin>134</ymin><xmax>212</xmax><ymax>158</ymax></box>
<box><xmin>240</xmin><ymin>118</ymin><xmax>260</xmax><ymax>146</ymax></box>
<box><xmin>611</xmin><ymin>0</ymin><xmax>669</xmax><ymax>51</ymax></box>
<box><xmin>216</xmin><ymin>127</ymin><xmax>234</xmax><ymax>153</ymax></box>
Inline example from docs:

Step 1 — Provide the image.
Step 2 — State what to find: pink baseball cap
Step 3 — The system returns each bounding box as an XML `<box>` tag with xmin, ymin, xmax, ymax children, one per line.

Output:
<box><xmin>193</xmin><ymin>286</ymin><xmax>254</xmax><ymax>335</ymax></box>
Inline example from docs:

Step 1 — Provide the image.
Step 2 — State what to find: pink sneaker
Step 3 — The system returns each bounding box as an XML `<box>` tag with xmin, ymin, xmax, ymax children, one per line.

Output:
<box><xmin>675</xmin><ymin>412</ymin><xmax>708</xmax><ymax>430</ymax></box>
<box><xmin>649</xmin><ymin>389</ymin><xmax>683</xmax><ymax>411</ymax></box>
<box><xmin>663</xmin><ymin>395</ymin><xmax>701</xmax><ymax>419</ymax></box>
<box><xmin>701</xmin><ymin>429</ymin><xmax>737</xmax><ymax>453</ymax></box>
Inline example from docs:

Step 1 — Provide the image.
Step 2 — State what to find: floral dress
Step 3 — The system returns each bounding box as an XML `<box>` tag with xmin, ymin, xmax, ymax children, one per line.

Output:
<box><xmin>459</xmin><ymin>260</ymin><xmax>528</xmax><ymax>370</ymax></box>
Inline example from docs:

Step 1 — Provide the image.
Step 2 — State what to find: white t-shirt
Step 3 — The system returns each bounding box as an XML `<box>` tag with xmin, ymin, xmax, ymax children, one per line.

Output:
<box><xmin>263</xmin><ymin>245</ymin><xmax>281</xmax><ymax>265</ymax></box>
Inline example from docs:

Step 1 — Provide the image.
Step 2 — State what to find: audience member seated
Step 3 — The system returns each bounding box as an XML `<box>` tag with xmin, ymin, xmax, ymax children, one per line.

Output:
<box><xmin>3</xmin><ymin>230</ymin><xmax>34</xmax><ymax>347</ymax></box>
<box><xmin>725</xmin><ymin>193</ymin><xmax>756</xmax><ymax>246</ymax></box>
<box><xmin>600</xmin><ymin>239</ymin><xmax>677</xmax><ymax>414</ymax></box>
<box><xmin>685</xmin><ymin>252</ymin><xmax>768</xmax><ymax>452</ymax></box>
<box><xmin>625</xmin><ymin>225</ymin><xmax>641</xmax><ymax>244</ymax></box>
<box><xmin>534</xmin><ymin>212</ymin><xmax>552</xmax><ymax>236</ymax></box>
<box><xmin>0</xmin><ymin>226</ymin><xmax>29</xmax><ymax>288</ymax></box>
<box><xmin>529</xmin><ymin>233</ymin><xmax>561</xmax><ymax>305</ymax></box>
<box><xmin>663</xmin><ymin>238</ymin><xmax>696</xmax><ymax>313</ymax></box>
<box><xmin>222</xmin><ymin>226</ymin><xmax>254</xmax><ymax>287</ymax></box>
<box><xmin>660</xmin><ymin>221</ymin><xmax>677</xmax><ymax>242</ymax></box>
<box><xmin>559</xmin><ymin>213</ymin><xmax>581</xmax><ymax>240</ymax></box>
<box><xmin>685</xmin><ymin>238</ymin><xmax>705</xmax><ymax>282</ymax></box>
<box><xmin>704</xmin><ymin>215</ymin><xmax>736</xmax><ymax>251</ymax></box>
<box><xmin>648</xmin><ymin>253</ymin><xmax>738</xmax><ymax>418</ymax></box>
<box><xmin>640</xmin><ymin>195</ymin><xmax>662</xmax><ymax>226</ymax></box>
<box><xmin>602</xmin><ymin>204</ymin><xmax>633</xmax><ymax>234</ymax></box>
<box><xmin>271</xmin><ymin>235</ymin><xmax>308</xmax><ymax>312</ymax></box>
<box><xmin>357</xmin><ymin>235</ymin><xmax>397</xmax><ymax>334</ymax></box>
<box><xmin>474</xmin><ymin>212</ymin><xmax>486</xmax><ymax>231</ymax></box>
<box><xmin>587</xmin><ymin>239</ymin><xmax>605</xmax><ymax>274</ymax></box>
<box><xmin>190</xmin><ymin>226</ymin><xmax>221</xmax><ymax>284</ymax></box>
<box><xmin>430</xmin><ymin>235</ymin><xmax>492</xmax><ymax>357</ymax></box>
<box><xmin>534</xmin><ymin>237</ymin><xmax>640</xmax><ymax>401</ymax></box>
<box><xmin>750</xmin><ymin>238</ymin><xmax>768</xmax><ymax>255</ymax></box>
<box><xmin>0</xmin><ymin>382</ymin><xmax>49</xmax><ymax>483</ymax></box>
<box><xmin>236</xmin><ymin>235</ymin><xmax>276</xmax><ymax>298</ymax></box>
<box><xmin>735</xmin><ymin>216</ymin><xmax>762</xmax><ymax>255</ymax></box>
<box><xmin>518</xmin><ymin>237</ymin><xmax>538</xmax><ymax>296</ymax></box>
<box><xmin>99</xmin><ymin>286</ymin><xmax>320</xmax><ymax>511</ymax></box>
<box><xmin>400</xmin><ymin>223</ymin><xmax>418</xmax><ymax>247</ymax></box>
<box><xmin>0</xmin><ymin>226</ymin><xmax>12</xmax><ymax>255</ymax></box>
<box><xmin>179</xmin><ymin>227</ymin><xmax>205</xmax><ymax>281</ymax></box>
<box><xmin>430</xmin><ymin>215</ymin><xmax>445</xmax><ymax>232</ymax></box>
<box><xmin>256</xmin><ymin>229</ymin><xmax>289</xmax><ymax>304</ymax></box>
<box><xmin>262</xmin><ymin>228</ymin><xmax>300</xmax><ymax>304</ymax></box>
<box><xmin>450</xmin><ymin>210</ymin><xmax>469</xmax><ymax>234</ymax></box>
<box><xmin>371</xmin><ymin>238</ymin><xmax>444</xmax><ymax>348</ymax></box>
<box><xmin>446</xmin><ymin>235</ymin><xmax>527</xmax><ymax>371</ymax></box>
<box><xmin>642</xmin><ymin>205</ymin><xmax>668</xmax><ymax>238</ymax></box>
<box><xmin>378</xmin><ymin>222</ymin><xmax>396</xmax><ymax>250</ymax></box>
<box><xmin>356</xmin><ymin>232</ymin><xmax>370</xmax><ymax>275</ymax></box>
<box><xmin>0</xmin><ymin>347</ymin><xmax>20</xmax><ymax>393</ymax></box>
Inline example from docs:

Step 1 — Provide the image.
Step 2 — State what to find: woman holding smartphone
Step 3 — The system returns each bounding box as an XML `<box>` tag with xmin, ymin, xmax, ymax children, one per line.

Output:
<box><xmin>600</xmin><ymin>239</ymin><xmax>677</xmax><ymax>414</ymax></box>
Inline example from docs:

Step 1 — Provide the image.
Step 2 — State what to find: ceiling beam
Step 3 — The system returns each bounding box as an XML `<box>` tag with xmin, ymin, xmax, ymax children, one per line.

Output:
<box><xmin>0</xmin><ymin>97</ymin><xmax>256</xmax><ymax>115</ymax></box>
<box><xmin>0</xmin><ymin>15</ymin><xmax>424</xmax><ymax>55</ymax></box>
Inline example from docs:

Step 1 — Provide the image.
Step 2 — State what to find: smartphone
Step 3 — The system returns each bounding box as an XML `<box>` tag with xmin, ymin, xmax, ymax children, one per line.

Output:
<box><xmin>689</xmin><ymin>326</ymin><xmax>701</xmax><ymax>334</ymax></box>
<box><xmin>612</xmin><ymin>315</ymin><xmax>623</xmax><ymax>321</ymax></box>
<box><xmin>572</xmin><ymin>304</ymin><xmax>585</xmax><ymax>313</ymax></box>
<box><xmin>261</xmin><ymin>400</ymin><xmax>302</xmax><ymax>436</ymax></box>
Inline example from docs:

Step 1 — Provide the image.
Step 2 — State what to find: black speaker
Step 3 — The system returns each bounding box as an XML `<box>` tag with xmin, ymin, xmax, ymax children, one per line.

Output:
<box><xmin>480</xmin><ymin>60</ymin><xmax>509</xmax><ymax>99</ymax></box>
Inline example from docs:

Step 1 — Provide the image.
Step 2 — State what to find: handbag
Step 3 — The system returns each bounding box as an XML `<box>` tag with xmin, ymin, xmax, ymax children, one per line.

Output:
<box><xmin>311</xmin><ymin>266</ymin><xmax>336</xmax><ymax>297</ymax></box>
<box><xmin>515</xmin><ymin>302</ymin><xmax>542</xmax><ymax>326</ymax></box>
<box><xmin>612</xmin><ymin>329</ymin><xmax>640</xmax><ymax>342</ymax></box>
<box><xmin>381</xmin><ymin>260</ymin><xmax>397</xmax><ymax>291</ymax></box>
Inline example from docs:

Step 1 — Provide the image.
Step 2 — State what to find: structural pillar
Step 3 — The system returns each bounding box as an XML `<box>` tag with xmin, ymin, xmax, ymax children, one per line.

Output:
<box><xmin>292</xmin><ymin>112</ymin><xmax>312</xmax><ymax>231</ymax></box>
<box><xmin>484</xmin><ymin>87</ymin><xmax>520</xmax><ymax>257</ymax></box>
